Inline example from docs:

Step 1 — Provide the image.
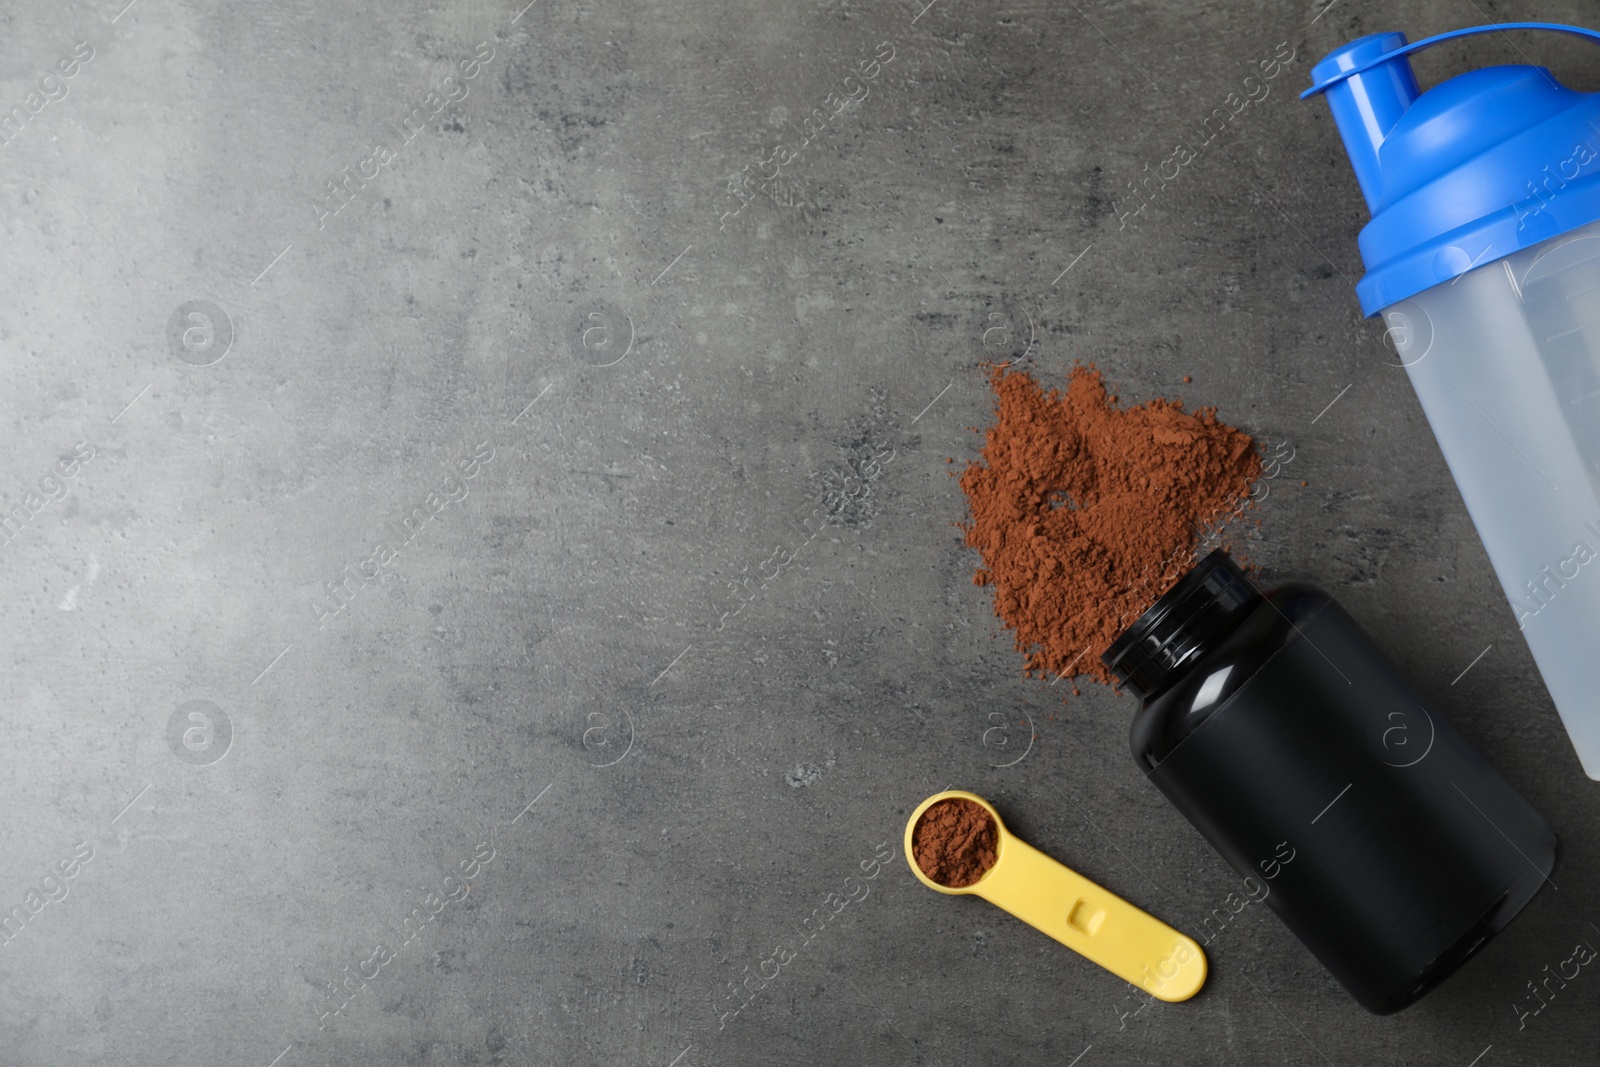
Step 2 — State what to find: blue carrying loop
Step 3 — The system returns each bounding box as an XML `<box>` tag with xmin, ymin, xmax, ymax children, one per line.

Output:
<box><xmin>1300</xmin><ymin>22</ymin><xmax>1600</xmax><ymax>99</ymax></box>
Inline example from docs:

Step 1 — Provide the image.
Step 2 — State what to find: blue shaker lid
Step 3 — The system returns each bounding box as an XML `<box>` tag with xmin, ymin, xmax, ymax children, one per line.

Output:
<box><xmin>1303</xmin><ymin>23</ymin><xmax>1600</xmax><ymax>316</ymax></box>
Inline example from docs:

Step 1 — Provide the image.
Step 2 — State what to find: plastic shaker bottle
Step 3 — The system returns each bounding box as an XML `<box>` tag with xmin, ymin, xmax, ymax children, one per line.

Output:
<box><xmin>1304</xmin><ymin>23</ymin><xmax>1600</xmax><ymax>779</ymax></box>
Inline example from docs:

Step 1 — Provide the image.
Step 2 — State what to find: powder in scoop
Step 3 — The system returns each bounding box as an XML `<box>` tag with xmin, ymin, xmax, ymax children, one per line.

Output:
<box><xmin>960</xmin><ymin>364</ymin><xmax>1261</xmax><ymax>687</ymax></box>
<box><xmin>913</xmin><ymin>798</ymin><xmax>999</xmax><ymax>888</ymax></box>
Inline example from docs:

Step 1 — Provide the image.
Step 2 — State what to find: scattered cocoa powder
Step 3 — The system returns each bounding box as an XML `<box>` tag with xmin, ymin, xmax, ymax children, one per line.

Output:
<box><xmin>913</xmin><ymin>798</ymin><xmax>999</xmax><ymax>887</ymax></box>
<box><xmin>960</xmin><ymin>364</ymin><xmax>1262</xmax><ymax>687</ymax></box>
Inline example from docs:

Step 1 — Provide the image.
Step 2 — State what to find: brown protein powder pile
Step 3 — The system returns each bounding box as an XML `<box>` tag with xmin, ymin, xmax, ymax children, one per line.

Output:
<box><xmin>913</xmin><ymin>798</ymin><xmax>999</xmax><ymax>887</ymax></box>
<box><xmin>960</xmin><ymin>364</ymin><xmax>1262</xmax><ymax>687</ymax></box>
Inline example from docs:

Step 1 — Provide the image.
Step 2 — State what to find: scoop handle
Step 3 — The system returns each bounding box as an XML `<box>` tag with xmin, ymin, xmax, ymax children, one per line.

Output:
<box><xmin>977</xmin><ymin>835</ymin><xmax>1206</xmax><ymax>1002</ymax></box>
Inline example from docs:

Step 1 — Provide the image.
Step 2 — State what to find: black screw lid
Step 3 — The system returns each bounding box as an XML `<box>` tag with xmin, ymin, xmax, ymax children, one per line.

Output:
<box><xmin>1102</xmin><ymin>549</ymin><xmax>1261</xmax><ymax>700</ymax></box>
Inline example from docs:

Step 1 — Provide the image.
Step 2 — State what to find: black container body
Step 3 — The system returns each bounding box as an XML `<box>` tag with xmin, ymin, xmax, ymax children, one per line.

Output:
<box><xmin>1118</xmin><ymin>559</ymin><xmax>1557</xmax><ymax>1014</ymax></box>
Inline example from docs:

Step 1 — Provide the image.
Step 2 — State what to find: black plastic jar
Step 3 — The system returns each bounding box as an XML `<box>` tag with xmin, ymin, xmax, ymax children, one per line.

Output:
<box><xmin>1103</xmin><ymin>549</ymin><xmax>1558</xmax><ymax>1014</ymax></box>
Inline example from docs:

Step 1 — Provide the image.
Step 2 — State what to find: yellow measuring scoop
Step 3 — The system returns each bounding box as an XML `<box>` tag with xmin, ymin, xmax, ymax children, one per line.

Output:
<box><xmin>904</xmin><ymin>790</ymin><xmax>1206</xmax><ymax>1002</ymax></box>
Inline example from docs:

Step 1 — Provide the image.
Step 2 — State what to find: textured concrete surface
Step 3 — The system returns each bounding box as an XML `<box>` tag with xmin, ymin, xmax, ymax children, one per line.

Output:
<box><xmin>2</xmin><ymin>0</ymin><xmax>1598</xmax><ymax>1064</ymax></box>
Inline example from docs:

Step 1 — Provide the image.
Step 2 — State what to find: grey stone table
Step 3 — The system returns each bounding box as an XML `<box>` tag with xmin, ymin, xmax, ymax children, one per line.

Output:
<box><xmin>1</xmin><ymin>0</ymin><xmax>1596</xmax><ymax>1064</ymax></box>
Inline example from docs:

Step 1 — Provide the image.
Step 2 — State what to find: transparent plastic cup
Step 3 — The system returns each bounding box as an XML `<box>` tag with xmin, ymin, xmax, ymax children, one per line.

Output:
<box><xmin>1384</xmin><ymin>219</ymin><xmax>1600</xmax><ymax>777</ymax></box>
